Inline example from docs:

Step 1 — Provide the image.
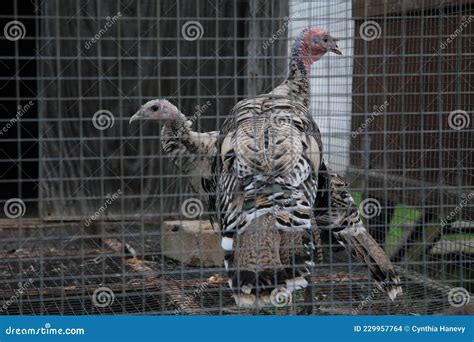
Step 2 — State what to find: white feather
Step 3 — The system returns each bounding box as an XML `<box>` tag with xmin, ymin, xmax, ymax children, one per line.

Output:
<box><xmin>388</xmin><ymin>287</ymin><xmax>402</xmax><ymax>301</ymax></box>
<box><xmin>221</xmin><ymin>237</ymin><xmax>233</xmax><ymax>251</ymax></box>
<box><xmin>241</xmin><ymin>285</ymin><xmax>252</xmax><ymax>294</ymax></box>
<box><xmin>285</xmin><ymin>277</ymin><xmax>308</xmax><ymax>292</ymax></box>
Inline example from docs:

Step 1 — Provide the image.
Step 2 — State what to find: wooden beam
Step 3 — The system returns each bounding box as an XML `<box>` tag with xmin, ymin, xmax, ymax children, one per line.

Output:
<box><xmin>430</xmin><ymin>239</ymin><xmax>474</xmax><ymax>254</ymax></box>
<box><xmin>346</xmin><ymin>166</ymin><xmax>469</xmax><ymax>211</ymax></box>
<box><xmin>352</xmin><ymin>0</ymin><xmax>474</xmax><ymax>17</ymax></box>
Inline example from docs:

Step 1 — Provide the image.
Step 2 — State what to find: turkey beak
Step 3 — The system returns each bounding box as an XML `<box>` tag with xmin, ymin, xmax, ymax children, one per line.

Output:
<box><xmin>330</xmin><ymin>45</ymin><xmax>342</xmax><ymax>55</ymax></box>
<box><xmin>330</xmin><ymin>38</ymin><xmax>342</xmax><ymax>55</ymax></box>
<box><xmin>129</xmin><ymin>110</ymin><xmax>143</xmax><ymax>124</ymax></box>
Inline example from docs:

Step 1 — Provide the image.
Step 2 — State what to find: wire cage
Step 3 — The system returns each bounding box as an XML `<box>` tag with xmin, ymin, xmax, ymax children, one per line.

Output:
<box><xmin>0</xmin><ymin>0</ymin><xmax>473</xmax><ymax>315</ymax></box>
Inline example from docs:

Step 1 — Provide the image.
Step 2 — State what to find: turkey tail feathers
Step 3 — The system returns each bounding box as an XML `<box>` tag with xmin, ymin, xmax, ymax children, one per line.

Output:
<box><xmin>335</xmin><ymin>224</ymin><xmax>402</xmax><ymax>301</ymax></box>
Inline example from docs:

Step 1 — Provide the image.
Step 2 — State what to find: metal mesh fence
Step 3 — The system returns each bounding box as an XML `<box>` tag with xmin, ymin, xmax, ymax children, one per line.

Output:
<box><xmin>0</xmin><ymin>0</ymin><xmax>472</xmax><ymax>315</ymax></box>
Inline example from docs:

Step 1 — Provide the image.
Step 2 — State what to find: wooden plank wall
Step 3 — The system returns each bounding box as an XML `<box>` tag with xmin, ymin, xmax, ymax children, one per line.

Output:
<box><xmin>38</xmin><ymin>0</ymin><xmax>289</xmax><ymax>220</ymax></box>
<box><xmin>350</xmin><ymin>0</ymin><xmax>473</xmax><ymax>220</ymax></box>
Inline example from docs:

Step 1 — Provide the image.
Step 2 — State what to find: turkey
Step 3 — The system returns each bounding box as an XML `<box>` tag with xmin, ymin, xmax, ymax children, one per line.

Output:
<box><xmin>130</xmin><ymin>99</ymin><xmax>217</xmax><ymax>195</ymax></box>
<box><xmin>130</xmin><ymin>27</ymin><xmax>402</xmax><ymax>306</ymax></box>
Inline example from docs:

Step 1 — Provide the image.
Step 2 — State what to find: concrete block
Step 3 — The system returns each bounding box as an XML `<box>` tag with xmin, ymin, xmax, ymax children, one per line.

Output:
<box><xmin>161</xmin><ymin>220</ymin><xmax>224</xmax><ymax>267</ymax></box>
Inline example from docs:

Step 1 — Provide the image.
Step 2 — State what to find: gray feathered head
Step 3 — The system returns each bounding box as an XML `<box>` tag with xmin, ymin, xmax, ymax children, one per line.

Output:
<box><xmin>129</xmin><ymin>99</ymin><xmax>180</xmax><ymax>125</ymax></box>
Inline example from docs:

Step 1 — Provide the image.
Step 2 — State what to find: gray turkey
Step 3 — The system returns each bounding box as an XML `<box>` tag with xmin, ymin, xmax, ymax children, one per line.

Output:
<box><xmin>130</xmin><ymin>99</ymin><xmax>217</xmax><ymax>195</ymax></box>
<box><xmin>130</xmin><ymin>27</ymin><xmax>402</xmax><ymax>306</ymax></box>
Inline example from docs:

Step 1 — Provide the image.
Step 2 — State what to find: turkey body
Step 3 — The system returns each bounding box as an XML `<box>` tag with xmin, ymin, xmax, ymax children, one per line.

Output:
<box><xmin>207</xmin><ymin>75</ymin><xmax>325</xmax><ymax>304</ymax></box>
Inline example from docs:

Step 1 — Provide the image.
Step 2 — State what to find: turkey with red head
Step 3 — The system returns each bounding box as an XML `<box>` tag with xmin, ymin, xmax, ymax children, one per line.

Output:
<box><xmin>208</xmin><ymin>27</ymin><xmax>400</xmax><ymax>306</ymax></box>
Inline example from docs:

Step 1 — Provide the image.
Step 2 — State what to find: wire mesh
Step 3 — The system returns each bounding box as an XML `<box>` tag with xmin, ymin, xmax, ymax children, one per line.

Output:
<box><xmin>0</xmin><ymin>0</ymin><xmax>472</xmax><ymax>315</ymax></box>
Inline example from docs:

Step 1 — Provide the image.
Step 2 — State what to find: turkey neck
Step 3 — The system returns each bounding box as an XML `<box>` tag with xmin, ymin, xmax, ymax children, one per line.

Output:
<box><xmin>276</xmin><ymin>39</ymin><xmax>324</xmax><ymax>108</ymax></box>
<box><xmin>284</xmin><ymin>57</ymin><xmax>311</xmax><ymax>107</ymax></box>
<box><xmin>168</xmin><ymin>111</ymin><xmax>190</xmax><ymax>132</ymax></box>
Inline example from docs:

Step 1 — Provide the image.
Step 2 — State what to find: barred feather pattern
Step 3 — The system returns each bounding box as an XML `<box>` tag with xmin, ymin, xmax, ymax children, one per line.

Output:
<box><xmin>227</xmin><ymin>214</ymin><xmax>316</xmax><ymax>298</ymax></box>
<box><xmin>161</xmin><ymin>126</ymin><xmax>218</xmax><ymax>194</ymax></box>
<box><xmin>216</xmin><ymin>96</ymin><xmax>322</xmax><ymax>232</ymax></box>
<box><xmin>209</xmin><ymin>89</ymin><xmax>325</xmax><ymax>300</ymax></box>
<box><xmin>206</xmin><ymin>30</ymin><xmax>332</xmax><ymax>301</ymax></box>
<box><xmin>315</xmin><ymin>164</ymin><xmax>403</xmax><ymax>300</ymax></box>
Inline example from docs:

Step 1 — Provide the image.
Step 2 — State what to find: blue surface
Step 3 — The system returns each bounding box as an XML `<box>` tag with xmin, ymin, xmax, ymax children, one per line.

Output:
<box><xmin>0</xmin><ymin>315</ymin><xmax>472</xmax><ymax>342</ymax></box>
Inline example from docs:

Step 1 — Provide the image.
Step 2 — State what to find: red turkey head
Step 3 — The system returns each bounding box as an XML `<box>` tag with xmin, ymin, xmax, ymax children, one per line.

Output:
<box><xmin>296</xmin><ymin>27</ymin><xmax>342</xmax><ymax>67</ymax></box>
